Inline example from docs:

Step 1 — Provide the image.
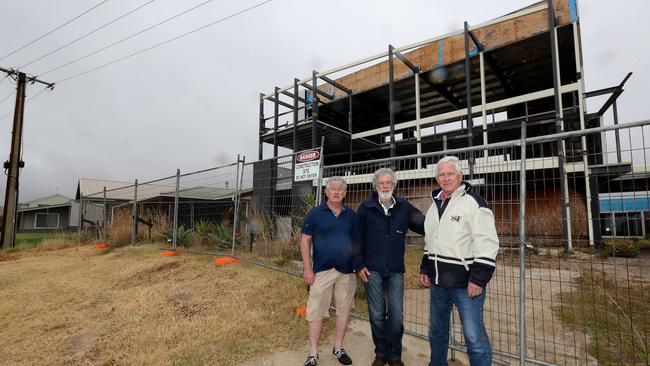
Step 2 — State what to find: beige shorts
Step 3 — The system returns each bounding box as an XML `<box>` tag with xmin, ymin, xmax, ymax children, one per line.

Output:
<box><xmin>306</xmin><ymin>268</ymin><xmax>357</xmax><ymax>321</ymax></box>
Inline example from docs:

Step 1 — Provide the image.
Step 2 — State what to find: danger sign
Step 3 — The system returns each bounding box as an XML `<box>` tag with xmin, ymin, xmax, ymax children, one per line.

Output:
<box><xmin>295</xmin><ymin>150</ymin><xmax>321</xmax><ymax>182</ymax></box>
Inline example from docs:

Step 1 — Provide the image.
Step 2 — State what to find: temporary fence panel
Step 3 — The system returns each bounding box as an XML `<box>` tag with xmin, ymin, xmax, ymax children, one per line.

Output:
<box><xmin>233</xmin><ymin>150</ymin><xmax>321</xmax><ymax>276</ymax></box>
<box><xmin>174</xmin><ymin>162</ymin><xmax>243</xmax><ymax>251</ymax></box>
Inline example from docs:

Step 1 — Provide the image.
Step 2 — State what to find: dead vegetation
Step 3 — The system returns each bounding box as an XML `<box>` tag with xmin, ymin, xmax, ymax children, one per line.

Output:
<box><xmin>109</xmin><ymin>208</ymin><xmax>170</xmax><ymax>246</ymax></box>
<box><xmin>0</xmin><ymin>243</ymin><xmax>328</xmax><ymax>365</ymax></box>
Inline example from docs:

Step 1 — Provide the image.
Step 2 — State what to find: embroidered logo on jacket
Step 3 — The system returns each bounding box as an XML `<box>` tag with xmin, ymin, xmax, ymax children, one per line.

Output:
<box><xmin>451</xmin><ymin>215</ymin><xmax>462</xmax><ymax>222</ymax></box>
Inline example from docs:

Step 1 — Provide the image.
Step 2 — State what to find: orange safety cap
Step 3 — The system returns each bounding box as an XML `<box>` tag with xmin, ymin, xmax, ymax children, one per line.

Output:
<box><xmin>214</xmin><ymin>257</ymin><xmax>240</xmax><ymax>266</ymax></box>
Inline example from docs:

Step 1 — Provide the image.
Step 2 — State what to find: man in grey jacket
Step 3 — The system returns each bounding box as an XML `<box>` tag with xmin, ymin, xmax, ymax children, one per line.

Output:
<box><xmin>419</xmin><ymin>156</ymin><xmax>499</xmax><ymax>366</ymax></box>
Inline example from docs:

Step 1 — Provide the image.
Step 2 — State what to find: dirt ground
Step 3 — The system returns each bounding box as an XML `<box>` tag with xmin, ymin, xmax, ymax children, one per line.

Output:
<box><xmin>241</xmin><ymin>317</ymin><xmax>468</xmax><ymax>366</ymax></box>
<box><xmin>2</xmin><ymin>243</ymin><xmax>646</xmax><ymax>365</ymax></box>
<box><xmin>403</xmin><ymin>264</ymin><xmax>597</xmax><ymax>366</ymax></box>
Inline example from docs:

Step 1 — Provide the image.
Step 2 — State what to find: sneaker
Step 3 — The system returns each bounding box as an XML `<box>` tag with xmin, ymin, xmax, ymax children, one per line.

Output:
<box><xmin>387</xmin><ymin>360</ymin><xmax>404</xmax><ymax>366</ymax></box>
<box><xmin>332</xmin><ymin>347</ymin><xmax>352</xmax><ymax>365</ymax></box>
<box><xmin>372</xmin><ymin>356</ymin><xmax>387</xmax><ymax>366</ymax></box>
<box><xmin>303</xmin><ymin>354</ymin><xmax>319</xmax><ymax>366</ymax></box>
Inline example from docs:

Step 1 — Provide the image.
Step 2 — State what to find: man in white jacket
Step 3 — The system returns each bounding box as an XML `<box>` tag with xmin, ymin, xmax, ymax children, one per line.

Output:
<box><xmin>419</xmin><ymin>156</ymin><xmax>499</xmax><ymax>366</ymax></box>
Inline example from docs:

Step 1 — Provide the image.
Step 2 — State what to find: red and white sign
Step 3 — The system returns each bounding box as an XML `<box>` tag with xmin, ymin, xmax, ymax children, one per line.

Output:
<box><xmin>295</xmin><ymin>150</ymin><xmax>321</xmax><ymax>182</ymax></box>
<box><xmin>296</xmin><ymin>151</ymin><xmax>320</xmax><ymax>162</ymax></box>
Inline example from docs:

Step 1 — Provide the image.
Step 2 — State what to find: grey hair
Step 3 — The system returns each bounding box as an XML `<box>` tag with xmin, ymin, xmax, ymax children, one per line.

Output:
<box><xmin>434</xmin><ymin>156</ymin><xmax>463</xmax><ymax>176</ymax></box>
<box><xmin>326</xmin><ymin>176</ymin><xmax>347</xmax><ymax>190</ymax></box>
<box><xmin>372</xmin><ymin>167</ymin><xmax>397</xmax><ymax>188</ymax></box>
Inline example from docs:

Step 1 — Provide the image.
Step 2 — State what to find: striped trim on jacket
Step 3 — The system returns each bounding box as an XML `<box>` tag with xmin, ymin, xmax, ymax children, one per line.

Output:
<box><xmin>419</xmin><ymin>182</ymin><xmax>499</xmax><ymax>288</ymax></box>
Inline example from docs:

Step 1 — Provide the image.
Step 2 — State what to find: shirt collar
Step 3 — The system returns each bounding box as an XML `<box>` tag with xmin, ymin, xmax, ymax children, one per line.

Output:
<box><xmin>377</xmin><ymin>195</ymin><xmax>396</xmax><ymax>207</ymax></box>
<box><xmin>321</xmin><ymin>201</ymin><xmax>347</xmax><ymax>213</ymax></box>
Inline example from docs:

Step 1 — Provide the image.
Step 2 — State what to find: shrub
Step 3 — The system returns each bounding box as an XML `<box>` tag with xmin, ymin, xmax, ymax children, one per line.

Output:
<box><xmin>175</xmin><ymin>225</ymin><xmax>193</xmax><ymax>245</ymax></box>
<box><xmin>602</xmin><ymin>239</ymin><xmax>640</xmax><ymax>258</ymax></box>
<box><xmin>189</xmin><ymin>220</ymin><xmax>217</xmax><ymax>246</ymax></box>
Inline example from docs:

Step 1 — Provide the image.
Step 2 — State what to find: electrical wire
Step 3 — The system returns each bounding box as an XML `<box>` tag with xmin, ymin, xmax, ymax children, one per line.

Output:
<box><xmin>0</xmin><ymin>92</ymin><xmax>15</xmax><ymax>105</ymax></box>
<box><xmin>0</xmin><ymin>86</ymin><xmax>49</xmax><ymax>121</ymax></box>
<box><xmin>20</xmin><ymin>0</ymin><xmax>156</xmax><ymax>69</ymax></box>
<box><xmin>0</xmin><ymin>74</ymin><xmax>9</xmax><ymax>87</ymax></box>
<box><xmin>0</xmin><ymin>0</ymin><xmax>109</xmax><ymax>62</ymax></box>
<box><xmin>55</xmin><ymin>0</ymin><xmax>273</xmax><ymax>84</ymax></box>
<box><xmin>39</xmin><ymin>0</ymin><xmax>216</xmax><ymax>77</ymax></box>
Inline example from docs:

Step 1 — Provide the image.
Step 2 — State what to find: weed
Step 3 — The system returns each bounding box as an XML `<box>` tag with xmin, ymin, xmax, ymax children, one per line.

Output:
<box><xmin>556</xmin><ymin>268</ymin><xmax>649</xmax><ymax>364</ymax></box>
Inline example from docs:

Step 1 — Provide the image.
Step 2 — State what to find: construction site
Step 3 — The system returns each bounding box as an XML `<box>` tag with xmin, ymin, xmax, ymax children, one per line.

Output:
<box><xmin>23</xmin><ymin>0</ymin><xmax>647</xmax><ymax>365</ymax></box>
<box><xmin>248</xmin><ymin>0</ymin><xmax>650</xmax><ymax>364</ymax></box>
<box><xmin>256</xmin><ymin>0</ymin><xmax>645</xmax><ymax>251</ymax></box>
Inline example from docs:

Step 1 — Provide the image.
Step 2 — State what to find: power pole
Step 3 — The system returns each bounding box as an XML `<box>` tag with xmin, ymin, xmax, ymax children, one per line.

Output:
<box><xmin>0</xmin><ymin>67</ymin><xmax>54</xmax><ymax>248</ymax></box>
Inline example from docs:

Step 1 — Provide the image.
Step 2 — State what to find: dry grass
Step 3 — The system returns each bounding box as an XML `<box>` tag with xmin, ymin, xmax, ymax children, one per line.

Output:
<box><xmin>40</xmin><ymin>238</ymin><xmax>79</xmax><ymax>251</ymax></box>
<box><xmin>109</xmin><ymin>208</ymin><xmax>170</xmax><ymax>246</ymax></box>
<box><xmin>556</xmin><ymin>266</ymin><xmax>650</xmax><ymax>365</ymax></box>
<box><xmin>405</xmin><ymin>245</ymin><xmax>425</xmax><ymax>289</ymax></box>
<box><xmin>0</xmin><ymin>243</ymin><xmax>327</xmax><ymax>365</ymax></box>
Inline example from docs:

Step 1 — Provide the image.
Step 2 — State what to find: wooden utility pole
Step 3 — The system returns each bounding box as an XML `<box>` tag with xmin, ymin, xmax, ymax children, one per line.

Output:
<box><xmin>0</xmin><ymin>67</ymin><xmax>54</xmax><ymax>248</ymax></box>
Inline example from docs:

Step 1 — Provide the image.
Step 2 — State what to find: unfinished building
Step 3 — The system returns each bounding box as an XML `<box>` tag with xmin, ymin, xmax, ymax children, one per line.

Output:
<box><xmin>257</xmin><ymin>0</ymin><xmax>640</xmax><ymax>248</ymax></box>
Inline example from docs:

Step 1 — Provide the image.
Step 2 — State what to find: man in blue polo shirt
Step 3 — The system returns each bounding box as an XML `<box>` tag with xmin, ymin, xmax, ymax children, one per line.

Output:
<box><xmin>300</xmin><ymin>176</ymin><xmax>359</xmax><ymax>366</ymax></box>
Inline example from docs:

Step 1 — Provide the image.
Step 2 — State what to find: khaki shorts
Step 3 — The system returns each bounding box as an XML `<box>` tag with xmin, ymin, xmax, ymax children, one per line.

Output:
<box><xmin>306</xmin><ymin>268</ymin><xmax>357</xmax><ymax>321</ymax></box>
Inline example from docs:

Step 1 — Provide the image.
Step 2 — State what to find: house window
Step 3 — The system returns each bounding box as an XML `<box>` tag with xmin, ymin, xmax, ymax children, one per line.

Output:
<box><xmin>35</xmin><ymin>213</ymin><xmax>59</xmax><ymax>229</ymax></box>
<box><xmin>614</xmin><ymin>212</ymin><xmax>642</xmax><ymax>237</ymax></box>
<box><xmin>600</xmin><ymin>214</ymin><xmax>614</xmax><ymax>236</ymax></box>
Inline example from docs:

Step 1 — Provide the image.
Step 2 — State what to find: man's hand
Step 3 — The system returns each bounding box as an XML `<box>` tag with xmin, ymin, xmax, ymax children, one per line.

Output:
<box><xmin>356</xmin><ymin>267</ymin><xmax>371</xmax><ymax>283</ymax></box>
<box><xmin>467</xmin><ymin>281</ymin><xmax>483</xmax><ymax>298</ymax></box>
<box><xmin>303</xmin><ymin>269</ymin><xmax>315</xmax><ymax>285</ymax></box>
<box><xmin>419</xmin><ymin>274</ymin><xmax>430</xmax><ymax>287</ymax></box>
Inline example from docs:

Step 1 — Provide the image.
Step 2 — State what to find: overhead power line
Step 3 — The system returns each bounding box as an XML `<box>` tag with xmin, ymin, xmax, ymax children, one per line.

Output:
<box><xmin>0</xmin><ymin>0</ymin><xmax>109</xmax><ymax>63</ymax></box>
<box><xmin>20</xmin><ymin>0</ymin><xmax>156</xmax><ymax>69</ymax></box>
<box><xmin>0</xmin><ymin>91</ymin><xmax>15</xmax><ymax>105</ymax></box>
<box><xmin>40</xmin><ymin>0</ymin><xmax>216</xmax><ymax>77</ymax></box>
<box><xmin>56</xmin><ymin>0</ymin><xmax>273</xmax><ymax>84</ymax></box>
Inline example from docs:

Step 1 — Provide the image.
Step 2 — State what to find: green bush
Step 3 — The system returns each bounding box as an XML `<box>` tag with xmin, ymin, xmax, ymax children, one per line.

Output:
<box><xmin>602</xmin><ymin>239</ymin><xmax>640</xmax><ymax>258</ymax></box>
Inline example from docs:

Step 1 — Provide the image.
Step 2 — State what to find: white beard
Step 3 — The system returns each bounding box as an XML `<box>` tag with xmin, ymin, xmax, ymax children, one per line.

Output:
<box><xmin>377</xmin><ymin>189</ymin><xmax>394</xmax><ymax>203</ymax></box>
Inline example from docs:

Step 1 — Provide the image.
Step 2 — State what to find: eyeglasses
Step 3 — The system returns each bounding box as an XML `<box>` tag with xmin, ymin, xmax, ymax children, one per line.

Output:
<box><xmin>436</xmin><ymin>172</ymin><xmax>460</xmax><ymax>179</ymax></box>
<box><xmin>327</xmin><ymin>187</ymin><xmax>346</xmax><ymax>193</ymax></box>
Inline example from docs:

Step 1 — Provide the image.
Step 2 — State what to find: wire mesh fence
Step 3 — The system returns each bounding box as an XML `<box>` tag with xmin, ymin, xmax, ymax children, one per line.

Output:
<box><xmin>77</xmin><ymin>121</ymin><xmax>650</xmax><ymax>366</ymax></box>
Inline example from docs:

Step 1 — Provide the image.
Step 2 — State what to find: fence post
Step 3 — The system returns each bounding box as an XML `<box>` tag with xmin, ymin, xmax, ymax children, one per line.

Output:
<box><xmin>131</xmin><ymin>179</ymin><xmax>138</xmax><ymax>245</ymax></box>
<box><xmin>173</xmin><ymin>169</ymin><xmax>180</xmax><ymax>249</ymax></box>
<box><xmin>449</xmin><ymin>309</ymin><xmax>456</xmax><ymax>361</ymax></box>
<box><xmin>518</xmin><ymin>121</ymin><xmax>527</xmax><ymax>365</ymax></box>
<box><xmin>315</xmin><ymin>139</ymin><xmax>325</xmax><ymax>205</ymax></box>
<box><xmin>78</xmin><ymin>194</ymin><xmax>83</xmax><ymax>236</ymax></box>
<box><xmin>103</xmin><ymin>186</ymin><xmax>107</xmax><ymax>241</ymax></box>
<box><xmin>231</xmin><ymin>155</ymin><xmax>244</xmax><ymax>257</ymax></box>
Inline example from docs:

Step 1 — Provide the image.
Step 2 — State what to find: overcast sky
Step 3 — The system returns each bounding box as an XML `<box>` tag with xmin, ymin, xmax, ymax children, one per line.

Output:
<box><xmin>0</xmin><ymin>0</ymin><xmax>648</xmax><ymax>201</ymax></box>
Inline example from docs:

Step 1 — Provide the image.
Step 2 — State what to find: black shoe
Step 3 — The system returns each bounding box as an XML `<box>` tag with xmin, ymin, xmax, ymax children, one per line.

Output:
<box><xmin>332</xmin><ymin>347</ymin><xmax>352</xmax><ymax>365</ymax></box>
<box><xmin>303</xmin><ymin>354</ymin><xmax>319</xmax><ymax>366</ymax></box>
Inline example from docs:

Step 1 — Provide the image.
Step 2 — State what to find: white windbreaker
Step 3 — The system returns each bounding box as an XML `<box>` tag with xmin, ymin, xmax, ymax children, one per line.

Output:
<box><xmin>420</xmin><ymin>182</ymin><xmax>499</xmax><ymax>288</ymax></box>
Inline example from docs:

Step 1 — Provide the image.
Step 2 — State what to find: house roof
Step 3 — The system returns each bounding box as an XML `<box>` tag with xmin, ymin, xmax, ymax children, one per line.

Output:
<box><xmin>158</xmin><ymin>186</ymin><xmax>253</xmax><ymax>201</ymax></box>
<box><xmin>18</xmin><ymin>202</ymin><xmax>73</xmax><ymax>213</ymax></box>
<box><xmin>78</xmin><ymin>178</ymin><xmax>251</xmax><ymax>202</ymax></box>
<box><xmin>78</xmin><ymin>178</ymin><xmax>176</xmax><ymax>201</ymax></box>
<box><xmin>20</xmin><ymin>194</ymin><xmax>73</xmax><ymax>209</ymax></box>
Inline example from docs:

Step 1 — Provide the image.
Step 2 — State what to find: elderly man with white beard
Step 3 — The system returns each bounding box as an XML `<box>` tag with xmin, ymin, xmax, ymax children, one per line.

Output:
<box><xmin>352</xmin><ymin>168</ymin><xmax>425</xmax><ymax>366</ymax></box>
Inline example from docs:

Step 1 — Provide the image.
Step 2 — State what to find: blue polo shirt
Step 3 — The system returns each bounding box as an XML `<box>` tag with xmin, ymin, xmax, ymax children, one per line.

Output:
<box><xmin>302</xmin><ymin>202</ymin><xmax>359</xmax><ymax>274</ymax></box>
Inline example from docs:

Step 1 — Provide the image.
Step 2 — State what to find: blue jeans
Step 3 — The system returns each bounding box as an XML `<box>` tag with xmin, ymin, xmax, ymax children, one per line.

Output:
<box><xmin>428</xmin><ymin>285</ymin><xmax>491</xmax><ymax>366</ymax></box>
<box><xmin>365</xmin><ymin>271</ymin><xmax>404</xmax><ymax>361</ymax></box>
